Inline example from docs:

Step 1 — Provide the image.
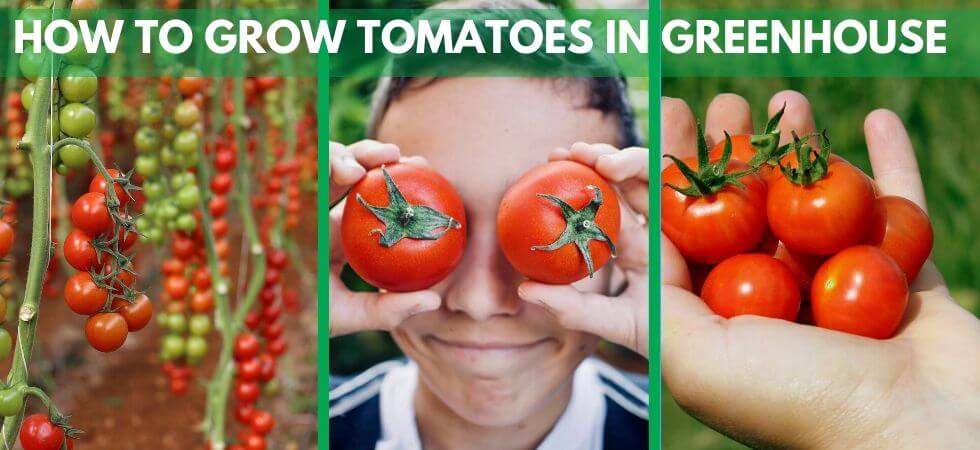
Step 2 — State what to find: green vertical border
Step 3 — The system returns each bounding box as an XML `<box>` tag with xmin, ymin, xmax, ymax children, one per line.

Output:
<box><xmin>649</xmin><ymin>2</ymin><xmax>662</xmax><ymax>449</ymax></box>
<box><xmin>317</xmin><ymin>1</ymin><xmax>330</xmax><ymax>449</ymax></box>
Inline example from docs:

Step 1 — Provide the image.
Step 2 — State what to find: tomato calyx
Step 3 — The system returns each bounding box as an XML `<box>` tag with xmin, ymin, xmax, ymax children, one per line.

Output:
<box><xmin>779</xmin><ymin>130</ymin><xmax>831</xmax><ymax>186</ymax></box>
<box><xmin>665</xmin><ymin>127</ymin><xmax>756</xmax><ymax>197</ymax></box>
<box><xmin>355</xmin><ymin>166</ymin><xmax>462</xmax><ymax>247</ymax></box>
<box><xmin>530</xmin><ymin>185</ymin><xmax>617</xmax><ymax>278</ymax></box>
<box><xmin>747</xmin><ymin>103</ymin><xmax>791</xmax><ymax>169</ymax></box>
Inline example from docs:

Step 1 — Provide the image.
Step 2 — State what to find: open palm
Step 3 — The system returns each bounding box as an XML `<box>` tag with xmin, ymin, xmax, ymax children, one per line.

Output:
<box><xmin>661</xmin><ymin>91</ymin><xmax>980</xmax><ymax>448</ymax></box>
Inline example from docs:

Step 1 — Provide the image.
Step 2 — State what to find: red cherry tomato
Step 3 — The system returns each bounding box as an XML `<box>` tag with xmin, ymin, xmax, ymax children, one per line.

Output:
<box><xmin>233</xmin><ymin>333</ymin><xmax>260</xmax><ymax>361</ymax></box>
<box><xmin>662</xmin><ymin>158</ymin><xmax>768</xmax><ymax>264</ymax></box>
<box><xmin>112</xmin><ymin>294</ymin><xmax>153</xmax><ymax>331</ymax></box>
<box><xmin>497</xmin><ymin>161</ymin><xmax>620</xmax><ymax>284</ymax></box>
<box><xmin>701</xmin><ymin>253</ymin><xmax>801</xmax><ymax>320</ymax></box>
<box><xmin>89</xmin><ymin>169</ymin><xmax>129</xmax><ymax>207</ymax></box>
<box><xmin>19</xmin><ymin>414</ymin><xmax>72</xmax><ymax>450</ymax></box>
<box><xmin>64</xmin><ymin>271</ymin><xmax>108</xmax><ymax>315</ymax></box>
<box><xmin>864</xmin><ymin>195</ymin><xmax>933</xmax><ymax>281</ymax></box>
<box><xmin>64</xmin><ymin>229</ymin><xmax>99</xmax><ymax>271</ymax></box>
<box><xmin>71</xmin><ymin>192</ymin><xmax>113</xmax><ymax>236</ymax></box>
<box><xmin>0</xmin><ymin>221</ymin><xmax>13</xmax><ymax>257</ymax></box>
<box><xmin>768</xmin><ymin>157</ymin><xmax>875</xmax><ymax>255</ymax></box>
<box><xmin>86</xmin><ymin>312</ymin><xmax>129</xmax><ymax>352</ymax></box>
<box><xmin>342</xmin><ymin>163</ymin><xmax>467</xmax><ymax>291</ymax></box>
<box><xmin>811</xmin><ymin>246</ymin><xmax>909</xmax><ymax>339</ymax></box>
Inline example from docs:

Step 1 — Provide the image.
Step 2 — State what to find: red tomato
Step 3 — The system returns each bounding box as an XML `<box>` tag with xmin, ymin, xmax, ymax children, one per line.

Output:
<box><xmin>165</xmin><ymin>275</ymin><xmax>190</xmax><ymax>299</ymax></box>
<box><xmin>64</xmin><ymin>271</ymin><xmax>108</xmax><ymax>315</ymax></box>
<box><xmin>172</xmin><ymin>235</ymin><xmax>197</xmax><ymax>261</ymax></box>
<box><xmin>772</xmin><ymin>242</ymin><xmax>826</xmax><ymax>296</ymax></box>
<box><xmin>342</xmin><ymin>163</ymin><xmax>467</xmax><ymax>291</ymax></box>
<box><xmin>864</xmin><ymin>196</ymin><xmax>933</xmax><ymax>281</ymax></box>
<box><xmin>235</xmin><ymin>380</ymin><xmax>261</xmax><ymax>403</ymax></box>
<box><xmin>112</xmin><ymin>294</ymin><xmax>153</xmax><ymax>331</ymax></box>
<box><xmin>811</xmin><ymin>246</ymin><xmax>909</xmax><ymax>339</ymax></box>
<box><xmin>234</xmin><ymin>333</ymin><xmax>260</xmax><ymax>361</ymax></box>
<box><xmin>768</xmin><ymin>156</ymin><xmax>875</xmax><ymax>255</ymax></box>
<box><xmin>190</xmin><ymin>290</ymin><xmax>214</xmax><ymax>313</ymax></box>
<box><xmin>250</xmin><ymin>410</ymin><xmax>274</xmax><ymax>435</ymax></box>
<box><xmin>709</xmin><ymin>134</ymin><xmax>757</xmax><ymax>164</ymax></box>
<box><xmin>90</xmin><ymin>169</ymin><xmax>129</xmax><ymax>207</ymax></box>
<box><xmin>238</xmin><ymin>357</ymin><xmax>261</xmax><ymax>381</ymax></box>
<box><xmin>236</xmin><ymin>403</ymin><xmax>256</xmax><ymax>425</ymax></box>
<box><xmin>701</xmin><ymin>254</ymin><xmax>801</xmax><ymax>320</ymax></box>
<box><xmin>662</xmin><ymin>158</ymin><xmax>767</xmax><ymax>265</ymax></box>
<box><xmin>210</xmin><ymin>195</ymin><xmax>229</xmax><ymax>217</ymax></box>
<box><xmin>64</xmin><ymin>229</ymin><xmax>99</xmax><ymax>271</ymax></box>
<box><xmin>86</xmin><ymin>312</ymin><xmax>129</xmax><ymax>352</ymax></box>
<box><xmin>71</xmin><ymin>192</ymin><xmax>113</xmax><ymax>236</ymax></box>
<box><xmin>211</xmin><ymin>172</ymin><xmax>233</xmax><ymax>194</ymax></box>
<box><xmin>0</xmin><ymin>221</ymin><xmax>13</xmax><ymax>257</ymax></box>
<box><xmin>497</xmin><ymin>161</ymin><xmax>620</xmax><ymax>284</ymax></box>
<box><xmin>19</xmin><ymin>414</ymin><xmax>72</xmax><ymax>450</ymax></box>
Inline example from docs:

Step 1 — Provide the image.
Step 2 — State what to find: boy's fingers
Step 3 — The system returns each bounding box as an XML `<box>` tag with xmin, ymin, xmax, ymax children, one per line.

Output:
<box><xmin>518</xmin><ymin>282</ymin><xmax>647</xmax><ymax>357</ymax></box>
<box><xmin>329</xmin><ymin>279</ymin><xmax>441</xmax><ymax>337</ymax></box>
<box><xmin>662</xmin><ymin>97</ymin><xmax>698</xmax><ymax>162</ymax></box>
<box><xmin>548</xmin><ymin>147</ymin><xmax>572</xmax><ymax>161</ymax></box>
<box><xmin>661</xmin><ymin>233</ymin><xmax>692</xmax><ymax>290</ymax></box>
<box><xmin>614</xmin><ymin>221</ymin><xmax>649</xmax><ymax>274</ymax></box>
<box><xmin>596</xmin><ymin>147</ymin><xmax>649</xmax><ymax>182</ymax></box>
<box><xmin>569</xmin><ymin>142</ymin><xmax>619</xmax><ymax>166</ymax></box>
<box><xmin>349</xmin><ymin>140</ymin><xmax>402</xmax><ymax>169</ymax></box>
<box><xmin>705</xmin><ymin>93</ymin><xmax>754</xmax><ymax>146</ymax></box>
<box><xmin>399</xmin><ymin>155</ymin><xmax>430</xmax><ymax>166</ymax></box>
<box><xmin>329</xmin><ymin>142</ymin><xmax>366</xmax><ymax>202</ymax></box>
<box><xmin>864</xmin><ymin>109</ymin><xmax>928</xmax><ymax>212</ymax></box>
<box><xmin>768</xmin><ymin>90</ymin><xmax>816</xmax><ymax>145</ymax></box>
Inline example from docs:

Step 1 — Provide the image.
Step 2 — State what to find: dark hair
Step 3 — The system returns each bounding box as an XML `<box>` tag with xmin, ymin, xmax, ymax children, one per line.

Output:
<box><xmin>367</xmin><ymin>0</ymin><xmax>641</xmax><ymax>147</ymax></box>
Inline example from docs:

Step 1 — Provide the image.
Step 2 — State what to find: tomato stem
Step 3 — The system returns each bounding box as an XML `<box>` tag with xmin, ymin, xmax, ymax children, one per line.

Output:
<box><xmin>778</xmin><ymin>130</ymin><xmax>831</xmax><ymax>186</ymax></box>
<box><xmin>664</xmin><ymin>129</ymin><xmax>756</xmax><ymax>197</ymax></box>
<box><xmin>529</xmin><ymin>185</ymin><xmax>617</xmax><ymax>278</ymax></box>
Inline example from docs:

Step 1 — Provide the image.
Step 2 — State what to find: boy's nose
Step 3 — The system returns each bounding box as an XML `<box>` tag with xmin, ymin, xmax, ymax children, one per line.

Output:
<box><xmin>443</xmin><ymin>225</ymin><xmax>522</xmax><ymax>321</ymax></box>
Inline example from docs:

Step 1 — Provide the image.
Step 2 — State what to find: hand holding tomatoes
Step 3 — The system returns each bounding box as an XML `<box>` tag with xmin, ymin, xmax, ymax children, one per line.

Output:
<box><xmin>517</xmin><ymin>143</ymin><xmax>650</xmax><ymax>357</ymax></box>
<box><xmin>661</xmin><ymin>93</ymin><xmax>980</xmax><ymax>449</ymax></box>
<box><xmin>328</xmin><ymin>141</ymin><xmax>443</xmax><ymax>337</ymax></box>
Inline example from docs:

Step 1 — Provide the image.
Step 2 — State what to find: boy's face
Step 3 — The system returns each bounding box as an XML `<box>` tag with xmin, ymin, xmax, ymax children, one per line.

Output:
<box><xmin>375</xmin><ymin>77</ymin><xmax>622</xmax><ymax>427</ymax></box>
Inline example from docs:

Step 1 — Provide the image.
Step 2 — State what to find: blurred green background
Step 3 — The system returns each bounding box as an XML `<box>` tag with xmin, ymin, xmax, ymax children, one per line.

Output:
<box><xmin>329</xmin><ymin>1</ymin><xmax>979</xmax><ymax>449</ymax></box>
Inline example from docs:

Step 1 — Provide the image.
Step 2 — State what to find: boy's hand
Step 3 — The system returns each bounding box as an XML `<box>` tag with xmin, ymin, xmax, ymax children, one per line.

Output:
<box><xmin>661</xmin><ymin>92</ymin><xmax>980</xmax><ymax>448</ymax></box>
<box><xmin>517</xmin><ymin>143</ymin><xmax>650</xmax><ymax>358</ymax></box>
<box><xmin>328</xmin><ymin>140</ymin><xmax>442</xmax><ymax>337</ymax></box>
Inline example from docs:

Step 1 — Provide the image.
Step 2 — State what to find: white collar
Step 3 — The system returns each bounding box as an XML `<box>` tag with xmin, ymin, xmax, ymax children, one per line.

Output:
<box><xmin>376</xmin><ymin>359</ymin><xmax>606</xmax><ymax>450</ymax></box>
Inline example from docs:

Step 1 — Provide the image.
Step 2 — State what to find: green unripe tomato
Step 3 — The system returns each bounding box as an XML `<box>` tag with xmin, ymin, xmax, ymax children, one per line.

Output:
<box><xmin>143</xmin><ymin>227</ymin><xmax>164</xmax><ymax>244</ymax></box>
<box><xmin>171</xmin><ymin>172</ymin><xmax>195</xmax><ymax>189</ymax></box>
<box><xmin>159</xmin><ymin>202</ymin><xmax>179</xmax><ymax>221</ymax></box>
<box><xmin>160</xmin><ymin>334</ymin><xmax>186</xmax><ymax>361</ymax></box>
<box><xmin>64</xmin><ymin>40</ymin><xmax>97</xmax><ymax>65</ymax></box>
<box><xmin>160</xmin><ymin>146</ymin><xmax>176</xmax><ymax>167</ymax></box>
<box><xmin>175</xmin><ymin>185</ymin><xmax>201</xmax><ymax>210</ymax></box>
<box><xmin>142</xmin><ymin>180</ymin><xmax>165</xmax><ymax>199</ymax></box>
<box><xmin>59</xmin><ymin>144</ymin><xmax>90</xmax><ymax>169</ymax></box>
<box><xmin>161</xmin><ymin>122</ymin><xmax>178</xmax><ymax>140</ymax></box>
<box><xmin>59</xmin><ymin>103</ymin><xmax>97</xmax><ymax>138</ymax></box>
<box><xmin>134</xmin><ymin>127</ymin><xmax>162</xmax><ymax>152</ymax></box>
<box><xmin>175</xmin><ymin>213</ymin><xmax>197</xmax><ymax>232</ymax></box>
<box><xmin>140</xmin><ymin>101</ymin><xmax>164</xmax><ymax>125</ymax></box>
<box><xmin>20</xmin><ymin>84</ymin><xmax>35</xmax><ymax>110</ymax></box>
<box><xmin>186</xmin><ymin>335</ymin><xmax>208</xmax><ymax>359</ymax></box>
<box><xmin>0</xmin><ymin>328</ymin><xmax>11</xmax><ymax>360</ymax></box>
<box><xmin>173</xmin><ymin>130</ymin><xmax>200</xmax><ymax>155</ymax></box>
<box><xmin>135</xmin><ymin>216</ymin><xmax>151</xmax><ymax>233</ymax></box>
<box><xmin>166</xmin><ymin>313</ymin><xmax>187</xmax><ymax>333</ymax></box>
<box><xmin>19</xmin><ymin>50</ymin><xmax>43</xmax><ymax>81</ymax></box>
<box><xmin>0</xmin><ymin>387</ymin><xmax>25</xmax><ymax>417</ymax></box>
<box><xmin>177</xmin><ymin>151</ymin><xmax>199</xmax><ymax>170</ymax></box>
<box><xmin>59</xmin><ymin>65</ymin><xmax>98</xmax><ymax>102</ymax></box>
<box><xmin>135</xmin><ymin>155</ymin><xmax>160</xmax><ymax>178</ymax></box>
<box><xmin>188</xmin><ymin>314</ymin><xmax>211</xmax><ymax>336</ymax></box>
<box><xmin>174</xmin><ymin>101</ymin><xmax>201</xmax><ymax>128</ymax></box>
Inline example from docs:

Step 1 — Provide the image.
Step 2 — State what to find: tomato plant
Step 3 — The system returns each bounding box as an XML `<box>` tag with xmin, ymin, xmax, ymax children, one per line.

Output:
<box><xmin>811</xmin><ymin>246</ymin><xmax>909</xmax><ymax>339</ymax></box>
<box><xmin>342</xmin><ymin>163</ymin><xmax>467</xmax><ymax>291</ymax></box>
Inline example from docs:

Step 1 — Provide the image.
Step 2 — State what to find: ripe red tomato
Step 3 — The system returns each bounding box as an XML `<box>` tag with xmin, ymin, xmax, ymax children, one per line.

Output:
<box><xmin>772</xmin><ymin>242</ymin><xmax>826</xmax><ymax>295</ymax></box>
<box><xmin>235</xmin><ymin>403</ymin><xmax>256</xmax><ymax>425</ymax></box>
<box><xmin>19</xmin><ymin>414</ymin><xmax>72</xmax><ymax>450</ymax></box>
<box><xmin>497</xmin><ymin>161</ymin><xmax>620</xmax><ymax>284</ymax></box>
<box><xmin>235</xmin><ymin>380</ymin><xmax>261</xmax><ymax>403</ymax></box>
<box><xmin>864</xmin><ymin>196</ymin><xmax>933</xmax><ymax>281</ymax></box>
<box><xmin>257</xmin><ymin>353</ymin><xmax>276</xmax><ymax>382</ymax></box>
<box><xmin>250</xmin><ymin>410</ymin><xmax>274</xmax><ymax>435</ymax></box>
<box><xmin>768</xmin><ymin>156</ymin><xmax>875</xmax><ymax>255</ymax></box>
<box><xmin>238</xmin><ymin>357</ymin><xmax>261</xmax><ymax>381</ymax></box>
<box><xmin>64</xmin><ymin>271</ymin><xmax>108</xmax><ymax>315</ymax></box>
<box><xmin>171</xmin><ymin>235</ymin><xmax>197</xmax><ymax>261</ymax></box>
<box><xmin>89</xmin><ymin>169</ymin><xmax>129</xmax><ymax>207</ymax></box>
<box><xmin>701</xmin><ymin>253</ymin><xmax>801</xmax><ymax>320</ymax></box>
<box><xmin>238</xmin><ymin>430</ymin><xmax>267</xmax><ymax>450</ymax></box>
<box><xmin>164</xmin><ymin>275</ymin><xmax>190</xmax><ymax>299</ymax></box>
<box><xmin>64</xmin><ymin>229</ymin><xmax>99</xmax><ymax>271</ymax></box>
<box><xmin>234</xmin><ymin>333</ymin><xmax>260</xmax><ymax>361</ymax></box>
<box><xmin>0</xmin><ymin>220</ymin><xmax>13</xmax><ymax>257</ymax></box>
<box><xmin>86</xmin><ymin>312</ymin><xmax>129</xmax><ymax>352</ymax></box>
<box><xmin>211</xmin><ymin>172</ymin><xmax>233</xmax><ymax>194</ymax></box>
<box><xmin>341</xmin><ymin>163</ymin><xmax>467</xmax><ymax>291</ymax></box>
<box><xmin>811</xmin><ymin>246</ymin><xmax>908</xmax><ymax>339</ymax></box>
<box><xmin>112</xmin><ymin>294</ymin><xmax>153</xmax><ymax>331</ymax></box>
<box><xmin>209</xmin><ymin>195</ymin><xmax>229</xmax><ymax>217</ymax></box>
<box><xmin>71</xmin><ymin>192</ymin><xmax>113</xmax><ymax>236</ymax></box>
<box><xmin>662</xmin><ymin>158</ymin><xmax>767</xmax><ymax>265</ymax></box>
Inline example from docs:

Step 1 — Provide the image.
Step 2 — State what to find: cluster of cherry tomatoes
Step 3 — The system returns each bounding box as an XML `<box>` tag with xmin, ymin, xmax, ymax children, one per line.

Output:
<box><xmin>662</xmin><ymin>113</ymin><xmax>933</xmax><ymax>339</ymax></box>
<box><xmin>64</xmin><ymin>171</ymin><xmax>151</xmax><ymax>351</ymax></box>
<box><xmin>0</xmin><ymin>206</ymin><xmax>15</xmax><ymax>360</ymax></box>
<box><xmin>3</xmin><ymin>92</ymin><xmax>31</xmax><ymax>198</ymax></box>
<box><xmin>227</xmin><ymin>332</ymin><xmax>277</xmax><ymax>450</ymax></box>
